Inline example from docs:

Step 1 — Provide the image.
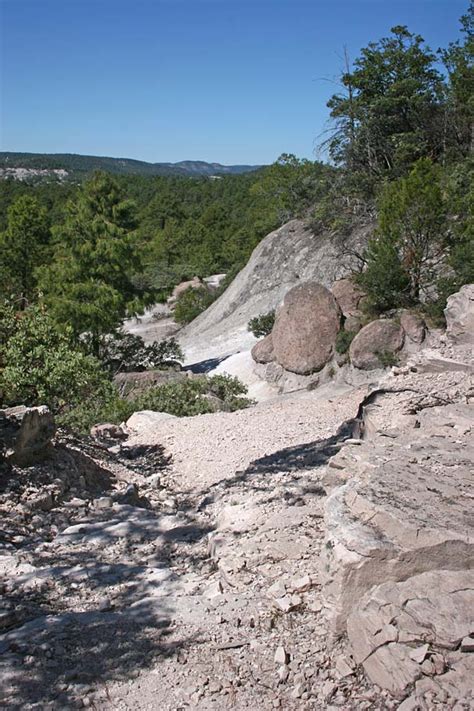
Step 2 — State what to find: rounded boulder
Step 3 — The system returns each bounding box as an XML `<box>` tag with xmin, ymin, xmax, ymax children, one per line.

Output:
<box><xmin>349</xmin><ymin>319</ymin><xmax>405</xmax><ymax>370</ymax></box>
<box><xmin>272</xmin><ymin>282</ymin><xmax>341</xmax><ymax>375</ymax></box>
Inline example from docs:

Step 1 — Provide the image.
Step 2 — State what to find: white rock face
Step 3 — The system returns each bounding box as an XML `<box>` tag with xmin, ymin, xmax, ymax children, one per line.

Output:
<box><xmin>444</xmin><ymin>283</ymin><xmax>474</xmax><ymax>344</ymax></box>
<box><xmin>179</xmin><ymin>219</ymin><xmax>372</xmax><ymax>364</ymax></box>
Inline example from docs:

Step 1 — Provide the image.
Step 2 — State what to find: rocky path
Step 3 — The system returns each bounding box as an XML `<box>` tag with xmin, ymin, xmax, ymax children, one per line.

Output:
<box><xmin>1</xmin><ymin>385</ymin><xmax>386</xmax><ymax>710</ymax></box>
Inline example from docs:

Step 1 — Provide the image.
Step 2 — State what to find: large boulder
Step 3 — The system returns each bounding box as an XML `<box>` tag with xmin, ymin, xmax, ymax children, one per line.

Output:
<box><xmin>349</xmin><ymin>319</ymin><xmax>405</xmax><ymax>370</ymax></box>
<box><xmin>331</xmin><ymin>278</ymin><xmax>366</xmax><ymax>317</ymax></box>
<box><xmin>399</xmin><ymin>310</ymin><xmax>426</xmax><ymax>344</ymax></box>
<box><xmin>444</xmin><ymin>284</ymin><xmax>474</xmax><ymax>345</ymax></box>
<box><xmin>0</xmin><ymin>406</ymin><xmax>55</xmax><ymax>466</ymax></box>
<box><xmin>251</xmin><ymin>333</ymin><xmax>275</xmax><ymax>364</ymax></box>
<box><xmin>271</xmin><ymin>282</ymin><xmax>341</xmax><ymax>375</ymax></box>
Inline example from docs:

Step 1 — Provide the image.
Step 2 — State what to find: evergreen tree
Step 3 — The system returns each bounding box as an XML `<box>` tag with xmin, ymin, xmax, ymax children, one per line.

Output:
<box><xmin>326</xmin><ymin>27</ymin><xmax>445</xmax><ymax>183</ymax></box>
<box><xmin>0</xmin><ymin>195</ymin><xmax>50</xmax><ymax>306</ymax></box>
<box><xmin>38</xmin><ymin>172</ymin><xmax>140</xmax><ymax>353</ymax></box>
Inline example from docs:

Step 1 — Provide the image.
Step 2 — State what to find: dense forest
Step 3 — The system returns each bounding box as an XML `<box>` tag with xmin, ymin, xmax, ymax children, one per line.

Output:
<box><xmin>0</xmin><ymin>5</ymin><xmax>472</xmax><ymax>430</ymax></box>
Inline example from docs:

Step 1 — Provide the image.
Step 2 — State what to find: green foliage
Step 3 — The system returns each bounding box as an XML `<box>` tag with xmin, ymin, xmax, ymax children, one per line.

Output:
<box><xmin>173</xmin><ymin>286</ymin><xmax>214</xmax><ymax>325</ymax></box>
<box><xmin>375</xmin><ymin>350</ymin><xmax>399</xmax><ymax>368</ymax></box>
<box><xmin>247</xmin><ymin>311</ymin><xmax>276</xmax><ymax>338</ymax></box>
<box><xmin>38</xmin><ymin>172</ymin><xmax>142</xmax><ymax>353</ymax></box>
<box><xmin>100</xmin><ymin>332</ymin><xmax>183</xmax><ymax>374</ymax></box>
<box><xmin>134</xmin><ymin>374</ymin><xmax>253</xmax><ymax>418</ymax></box>
<box><xmin>0</xmin><ymin>302</ymin><xmax>113</xmax><ymax>419</ymax></box>
<box><xmin>335</xmin><ymin>330</ymin><xmax>356</xmax><ymax>354</ymax></box>
<box><xmin>0</xmin><ymin>195</ymin><xmax>50</xmax><ymax>304</ymax></box>
<box><xmin>326</xmin><ymin>26</ymin><xmax>445</xmax><ymax>184</ymax></box>
<box><xmin>359</xmin><ymin>159</ymin><xmax>449</xmax><ymax>312</ymax></box>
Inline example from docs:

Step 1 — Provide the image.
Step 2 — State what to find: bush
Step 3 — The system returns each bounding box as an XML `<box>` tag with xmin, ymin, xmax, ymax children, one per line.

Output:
<box><xmin>174</xmin><ymin>286</ymin><xmax>214</xmax><ymax>325</ymax></box>
<box><xmin>135</xmin><ymin>374</ymin><xmax>253</xmax><ymax>417</ymax></box>
<box><xmin>0</xmin><ymin>302</ymin><xmax>114</xmax><ymax>422</ymax></box>
<box><xmin>376</xmin><ymin>350</ymin><xmax>399</xmax><ymax>368</ymax></box>
<box><xmin>100</xmin><ymin>331</ymin><xmax>183</xmax><ymax>374</ymax></box>
<box><xmin>335</xmin><ymin>329</ymin><xmax>356</xmax><ymax>354</ymax></box>
<box><xmin>248</xmin><ymin>311</ymin><xmax>275</xmax><ymax>338</ymax></box>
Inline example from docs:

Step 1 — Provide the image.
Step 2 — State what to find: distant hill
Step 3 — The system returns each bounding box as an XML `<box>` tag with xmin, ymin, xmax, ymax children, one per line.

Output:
<box><xmin>0</xmin><ymin>152</ymin><xmax>262</xmax><ymax>180</ymax></box>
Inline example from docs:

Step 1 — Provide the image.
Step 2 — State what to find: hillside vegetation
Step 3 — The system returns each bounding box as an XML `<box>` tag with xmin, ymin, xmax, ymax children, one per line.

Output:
<box><xmin>0</xmin><ymin>5</ymin><xmax>472</xmax><ymax>430</ymax></box>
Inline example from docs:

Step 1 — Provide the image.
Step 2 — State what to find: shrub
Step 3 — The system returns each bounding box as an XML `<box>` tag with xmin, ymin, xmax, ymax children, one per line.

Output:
<box><xmin>174</xmin><ymin>286</ymin><xmax>214</xmax><ymax>325</ymax></box>
<box><xmin>335</xmin><ymin>329</ymin><xmax>356</xmax><ymax>354</ymax></box>
<box><xmin>247</xmin><ymin>310</ymin><xmax>275</xmax><ymax>338</ymax></box>
<box><xmin>136</xmin><ymin>374</ymin><xmax>253</xmax><ymax>418</ymax></box>
<box><xmin>376</xmin><ymin>350</ymin><xmax>399</xmax><ymax>368</ymax></box>
<box><xmin>100</xmin><ymin>331</ymin><xmax>183</xmax><ymax>374</ymax></box>
<box><xmin>0</xmin><ymin>302</ymin><xmax>114</xmax><ymax>422</ymax></box>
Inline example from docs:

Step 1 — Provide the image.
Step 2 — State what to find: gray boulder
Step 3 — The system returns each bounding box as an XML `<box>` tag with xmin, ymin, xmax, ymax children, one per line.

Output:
<box><xmin>114</xmin><ymin>369</ymin><xmax>187</xmax><ymax>399</ymax></box>
<box><xmin>272</xmin><ymin>282</ymin><xmax>341</xmax><ymax>375</ymax></box>
<box><xmin>349</xmin><ymin>319</ymin><xmax>405</xmax><ymax>370</ymax></box>
<box><xmin>444</xmin><ymin>284</ymin><xmax>474</xmax><ymax>345</ymax></box>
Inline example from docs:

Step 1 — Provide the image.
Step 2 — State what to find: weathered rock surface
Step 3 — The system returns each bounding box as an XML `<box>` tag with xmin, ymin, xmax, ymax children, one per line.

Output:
<box><xmin>0</xmin><ymin>406</ymin><xmax>55</xmax><ymax>466</ymax></box>
<box><xmin>321</xmin><ymin>401</ymin><xmax>473</xmax><ymax>635</ymax></box>
<box><xmin>445</xmin><ymin>283</ymin><xmax>474</xmax><ymax>344</ymax></box>
<box><xmin>179</xmin><ymin>219</ymin><xmax>373</xmax><ymax>364</ymax></box>
<box><xmin>250</xmin><ymin>333</ymin><xmax>275</xmax><ymax>364</ymax></box>
<box><xmin>331</xmin><ymin>278</ymin><xmax>365</xmax><ymax>317</ymax></box>
<box><xmin>272</xmin><ymin>282</ymin><xmax>341</xmax><ymax>375</ymax></box>
<box><xmin>347</xmin><ymin>570</ymin><xmax>474</xmax><ymax>699</ymax></box>
<box><xmin>349</xmin><ymin>319</ymin><xmax>405</xmax><ymax>369</ymax></box>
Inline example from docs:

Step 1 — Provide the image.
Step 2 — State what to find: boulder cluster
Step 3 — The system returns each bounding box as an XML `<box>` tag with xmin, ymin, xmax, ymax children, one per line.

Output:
<box><xmin>251</xmin><ymin>279</ymin><xmax>429</xmax><ymax>379</ymax></box>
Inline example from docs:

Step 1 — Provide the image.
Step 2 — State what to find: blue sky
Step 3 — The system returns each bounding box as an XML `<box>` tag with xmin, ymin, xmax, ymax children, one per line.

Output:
<box><xmin>0</xmin><ymin>0</ymin><xmax>468</xmax><ymax>164</ymax></box>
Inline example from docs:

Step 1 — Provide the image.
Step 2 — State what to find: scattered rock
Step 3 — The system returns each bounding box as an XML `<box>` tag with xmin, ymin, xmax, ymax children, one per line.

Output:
<box><xmin>1</xmin><ymin>405</ymin><xmax>55</xmax><ymax>466</ymax></box>
<box><xmin>274</xmin><ymin>646</ymin><xmax>290</xmax><ymax>665</ymax></box>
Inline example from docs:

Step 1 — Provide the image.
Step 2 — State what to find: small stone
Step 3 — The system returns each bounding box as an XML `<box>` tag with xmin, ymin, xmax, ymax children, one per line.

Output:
<box><xmin>409</xmin><ymin>644</ymin><xmax>430</xmax><ymax>664</ymax></box>
<box><xmin>204</xmin><ymin>580</ymin><xmax>223</xmax><ymax>598</ymax></box>
<box><xmin>420</xmin><ymin>659</ymin><xmax>435</xmax><ymax>676</ymax></box>
<box><xmin>335</xmin><ymin>655</ymin><xmax>354</xmax><ymax>678</ymax></box>
<box><xmin>290</xmin><ymin>574</ymin><xmax>312</xmax><ymax>593</ymax></box>
<box><xmin>291</xmin><ymin>684</ymin><xmax>305</xmax><ymax>699</ymax></box>
<box><xmin>267</xmin><ymin>580</ymin><xmax>287</xmax><ymax>598</ymax></box>
<box><xmin>273</xmin><ymin>595</ymin><xmax>294</xmax><ymax>613</ymax></box>
<box><xmin>274</xmin><ymin>646</ymin><xmax>289</xmax><ymax>665</ymax></box>
<box><xmin>277</xmin><ymin>665</ymin><xmax>289</xmax><ymax>682</ymax></box>
<box><xmin>460</xmin><ymin>636</ymin><xmax>474</xmax><ymax>652</ymax></box>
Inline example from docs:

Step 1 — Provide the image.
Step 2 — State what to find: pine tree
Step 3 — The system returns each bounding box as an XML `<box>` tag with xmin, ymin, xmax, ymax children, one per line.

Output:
<box><xmin>38</xmin><ymin>172</ymin><xmax>140</xmax><ymax>354</ymax></box>
<box><xmin>0</xmin><ymin>195</ymin><xmax>50</xmax><ymax>306</ymax></box>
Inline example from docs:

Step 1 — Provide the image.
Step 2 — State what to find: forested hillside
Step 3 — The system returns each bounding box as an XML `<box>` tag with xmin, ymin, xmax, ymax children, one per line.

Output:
<box><xmin>0</xmin><ymin>152</ymin><xmax>260</xmax><ymax>178</ymax></box>
<box><xmin>0</xmin><ymin>5</ymin><xmax>472</xmax><ymax>431</ymax></box>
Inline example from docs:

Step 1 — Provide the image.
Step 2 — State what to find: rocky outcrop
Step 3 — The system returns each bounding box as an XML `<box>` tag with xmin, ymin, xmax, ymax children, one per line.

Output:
<box><xmin>251</xmin><ymin>334</ymin><xmax>275</xmax><ymax>364</ymax></box>
<box><xmin>179</xmin><ymin>219</ymin><xmax>373</xmax><ymax>364</ymax></box>
<box><xmin>349</xmin><ymin>319</ymin><xmax>405</xmax><ymax>369</ymax></box>
<box><xmin>321</xmin><ymin>402</ymin><xmax>473</xmax><ymax>635</ymax></box>
<box><xmin>0</xmin><ymin>406</ymin><xmax>55</xmax><ymax>466</ymax></box>
<box><xmin>347</xmin><ymin>570</ymin><xmax>474</xmax><ymax>700</ymax></box>
<box><xmin>271</xmin><ymin>283</ymin><xmax>341</xmax><ymax>375</ymax></box>
<box><xmin>444</xmin><ymin>283</ymin><xmax>474</xmax><ymax>344</ymax></box>
<box><xmin>126</xmin><ymin>410</ymin><xmax>177</xmax><ymax>434</ymax></box>
<box><xmin>167</xmin><ymin>276</ymin><xmax>203</xmax><ymax>307</ymax></box>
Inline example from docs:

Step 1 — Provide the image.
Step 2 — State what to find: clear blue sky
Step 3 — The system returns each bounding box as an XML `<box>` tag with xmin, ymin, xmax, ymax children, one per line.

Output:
<box><xmin>0</xmin><ymin>0</ymin><xmax>467</xmax><ymax>165</ymax></box>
